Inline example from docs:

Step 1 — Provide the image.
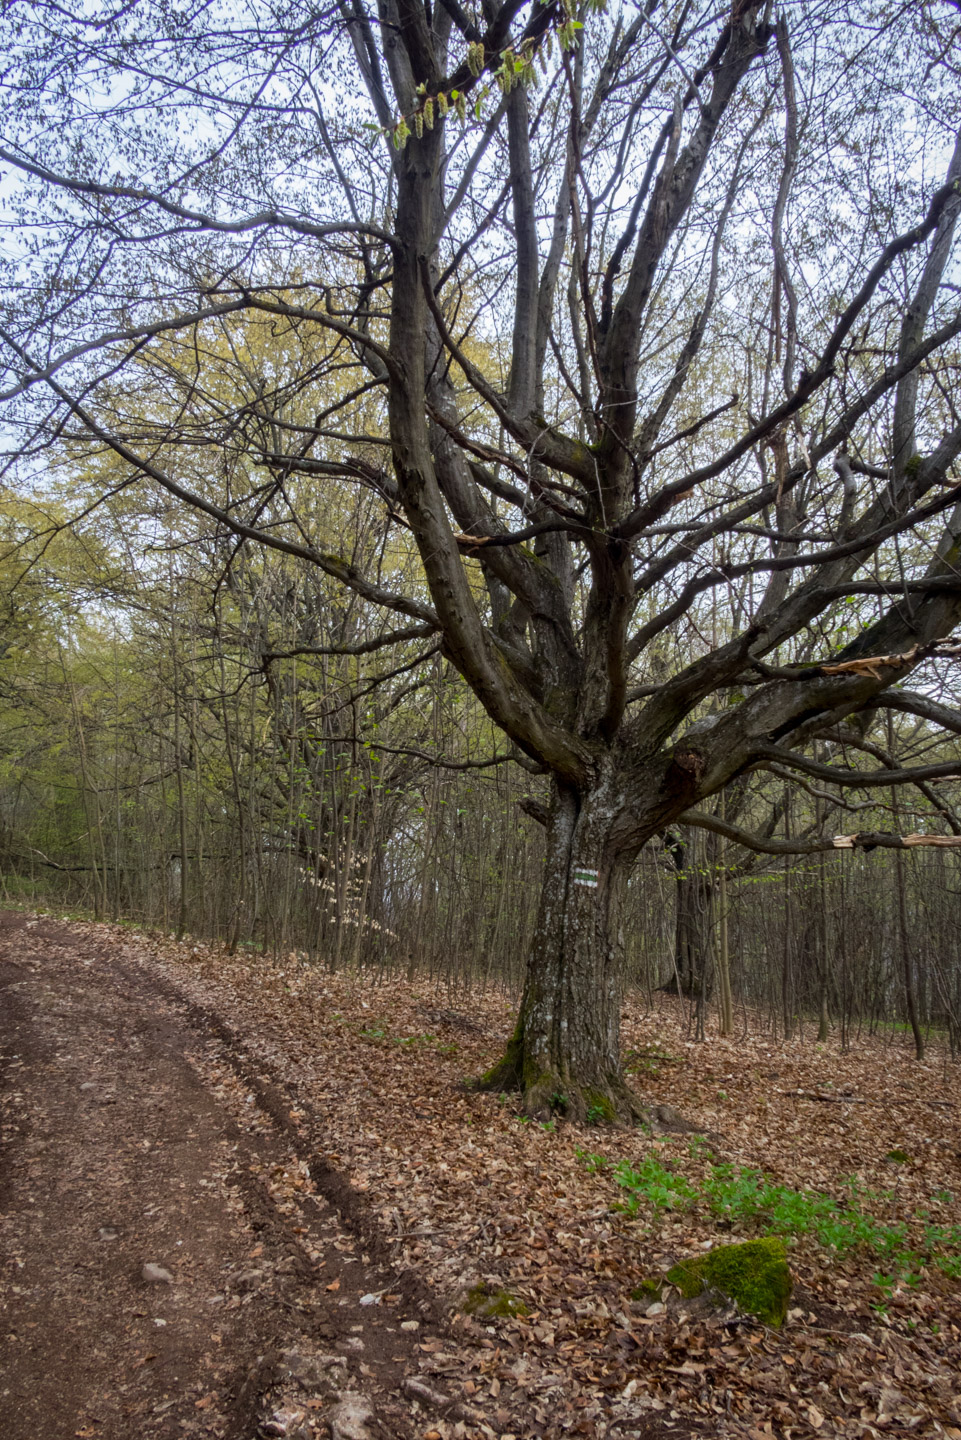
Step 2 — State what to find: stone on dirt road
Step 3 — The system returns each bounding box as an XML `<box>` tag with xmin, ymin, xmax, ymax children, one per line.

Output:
<box><xmin>279</xmin><ymin>1348</ymin><xmax>347</xmax><ymax>1391</ymax></box>
<box><xmin>141</xmin><ymin>1262</ymin><xmax>174</xmax><ymax>1284</ymax></box>
<box><xmin>262</xmin><ymin>1405</ymin><xmax>312</xmax><ymax>1438</ymax></box>
<box><xmin>229</xmin><ymin>1267</ymin><xmax>265</xmax><ymax>1292</ymax></box>
<box><xmin>328</xmin><ymin>1391</ymin><xmax>375</xmax><ymax>1440</ymax></box>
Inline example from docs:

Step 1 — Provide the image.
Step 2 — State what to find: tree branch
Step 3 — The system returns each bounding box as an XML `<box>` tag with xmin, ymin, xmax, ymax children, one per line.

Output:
<box><xmin>681</xmin><ymin>809</ymin><xmax>961</xmax><ymax>855</ymax></box>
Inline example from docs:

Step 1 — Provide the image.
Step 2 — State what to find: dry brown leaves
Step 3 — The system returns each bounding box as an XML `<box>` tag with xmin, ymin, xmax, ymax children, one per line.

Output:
<box><xmin>68</xmin><ymin>923</ymin><xmax>961</xmax><ymax>1439</ymax></box>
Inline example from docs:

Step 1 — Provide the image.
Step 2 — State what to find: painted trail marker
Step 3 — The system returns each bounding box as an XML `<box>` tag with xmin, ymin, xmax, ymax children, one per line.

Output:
<box><xmin>573</xmin><ymin>867</ymin><xmax>599</xmax><ymax>889</ymax></box>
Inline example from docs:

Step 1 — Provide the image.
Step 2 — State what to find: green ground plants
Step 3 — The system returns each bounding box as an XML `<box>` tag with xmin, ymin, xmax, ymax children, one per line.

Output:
<box><xmin>623</xmin><ymin>1045</ymin><xmax>680</xmax><ymax>1078</ymax></box>
<box><xmin>357</xmin><ymin>1021</ymin><xmax>458</xmax><ymax>1054</ymax></box>
<box><xmin>578</xmin><ymin>1145</ymin><xmax>961</xmax><ymax>1287</ymax></box>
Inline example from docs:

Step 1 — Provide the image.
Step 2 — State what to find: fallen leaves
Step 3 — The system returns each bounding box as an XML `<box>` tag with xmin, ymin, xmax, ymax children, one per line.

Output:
<box><xmin>63</xmin><ymin>921</ymin><xmax>961</xmax><ymax>1438</ymax></box>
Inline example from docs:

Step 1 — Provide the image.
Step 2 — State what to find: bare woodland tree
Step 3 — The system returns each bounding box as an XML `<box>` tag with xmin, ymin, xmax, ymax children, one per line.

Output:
<box><xmin>2</xmin><ymin>0</ymin><xmax>961</xmax><ymax>1116</ymax></box>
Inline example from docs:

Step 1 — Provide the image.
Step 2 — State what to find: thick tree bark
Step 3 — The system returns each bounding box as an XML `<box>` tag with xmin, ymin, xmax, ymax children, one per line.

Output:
<box><xmin>716</xmin><ymin>794</ymin><xmax>734</xmax><ymax>1038</ymax></box>
<box><xmin>478</xmin><ymin>773</ymin><xmax>641</xmax><ymax>1121</ymax></box>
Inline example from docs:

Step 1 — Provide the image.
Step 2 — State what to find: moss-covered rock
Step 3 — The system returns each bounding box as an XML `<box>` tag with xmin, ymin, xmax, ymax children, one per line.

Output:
<box><xmin>666</xmin><ymin>1238</ymin><xmax>792</xmax><ymax>1327</ymax></box>
<box><xmin>462</xmin><ymin>1282</ymin><xmax>529</xmax><ymax>1319</ymax></box>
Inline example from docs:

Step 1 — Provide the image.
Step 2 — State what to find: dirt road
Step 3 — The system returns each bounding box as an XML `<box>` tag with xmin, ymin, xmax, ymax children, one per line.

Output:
<box><xmin>0</xmin><ymin>911</ymin><xmax>451</xmax><ymax>1440</ymax></box>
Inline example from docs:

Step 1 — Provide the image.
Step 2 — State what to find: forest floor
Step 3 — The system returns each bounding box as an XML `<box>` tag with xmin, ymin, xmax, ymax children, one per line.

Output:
<box><xmin>1</xmin><ymin>912</ymin><xmax>960</xmax><ymax>1440</ymax></box>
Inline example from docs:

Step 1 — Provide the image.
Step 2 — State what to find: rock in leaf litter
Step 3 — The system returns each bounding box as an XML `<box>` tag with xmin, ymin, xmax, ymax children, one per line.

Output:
<box><xmin>142</xmin><ymin>1263</ymin><xmax>174</xmax><ymax>1284</ymax></box>
<box><xmin>328</xmin><ymin>1392</ymin><xmax>375</xmax><ymax>1440</ymax></box>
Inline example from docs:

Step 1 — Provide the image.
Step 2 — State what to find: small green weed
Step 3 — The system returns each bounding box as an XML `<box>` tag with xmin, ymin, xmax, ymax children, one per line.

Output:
<box><xmin>624</xmin><ymin>1044</ymin><xmax>678</xmax><ymax>1077</ymax></box>
<box><xmin>575</xmin><ymin>1148</ymin><xmax>611</xmax><ymax>1173</ymax></box>
<box><xmin>359</xmin><ymin>1024</ymin><xmax>458</xmax><ymax>1054</ymax></box>
<box><xmin>612</xmin><ymin>1155</ymin><xmax>698</xmax><ymax>1216</ymax></box>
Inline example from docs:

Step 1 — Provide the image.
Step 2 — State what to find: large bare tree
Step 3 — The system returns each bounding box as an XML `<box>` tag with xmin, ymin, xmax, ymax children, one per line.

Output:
<box><xmin>2</xmin><ymin>0</ymin><xmax>960</xmax><ymax>1116</ymax></box>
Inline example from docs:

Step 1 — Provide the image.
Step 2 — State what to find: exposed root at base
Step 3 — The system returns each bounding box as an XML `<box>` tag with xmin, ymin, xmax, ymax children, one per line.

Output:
<box><xmin>474</xmin><ymin>1060</ymin><xmax>648</xmax><ymax>1127</ymax></box>
<box><xmin>474</xmin><ymin>1022</ymin><xmax>706</xmax><ymax>1128</ymax></box>
<box><xmin>474</xmin><ymin>1043</ymin><xmax>708</xmax><ymax>1130</ymax></box>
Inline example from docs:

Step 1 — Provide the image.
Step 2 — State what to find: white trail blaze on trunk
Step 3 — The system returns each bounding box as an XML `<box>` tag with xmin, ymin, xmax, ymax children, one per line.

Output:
<box><xmin>481</xmin><ymin>778</ymin><xmax>640</xmax><ymax>1120</ymax></box>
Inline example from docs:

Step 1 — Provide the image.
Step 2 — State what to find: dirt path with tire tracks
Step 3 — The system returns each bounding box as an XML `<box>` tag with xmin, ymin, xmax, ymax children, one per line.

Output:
<box><xmin>0</xmin><ymin>911</ymin><xmax>463</xmax><ymax>1440</ymax></box>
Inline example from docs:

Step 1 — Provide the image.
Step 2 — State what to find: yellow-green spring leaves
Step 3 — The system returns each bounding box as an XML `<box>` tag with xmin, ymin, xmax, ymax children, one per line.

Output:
<box><xmin>493</xmin><ymin>47</ymin><xmax>538</xmax><ymax>94</ymax></box>
<box><xmin>393</xmin><ymin>87</ymin><xmax>467</xmax><ymax>147</ymax></box>
<box><xmin>389</xmin><ymin>14</ymin><xmax>581</xmax><ymax>150</ymax></box>
<box><xmin>557</xmin><ymin>18</ymin><xmax>583</xmax><ymax>49</ymax></box>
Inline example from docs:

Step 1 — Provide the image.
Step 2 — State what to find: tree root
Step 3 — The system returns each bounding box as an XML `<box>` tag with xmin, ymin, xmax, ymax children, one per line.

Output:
<box><xmin>474</xmin><ymin>1021</ymin><xmax>703</xmax><ymax>1128</ymax></box>
<box><xmin>474</xmin><ymin>1056</ymin><xmax>646</xmax><ymax>1126</ymax></box>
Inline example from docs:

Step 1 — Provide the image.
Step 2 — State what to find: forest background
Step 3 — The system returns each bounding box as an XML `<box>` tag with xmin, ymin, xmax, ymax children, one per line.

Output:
<box><xmin>3</xmin><ymin>8</ymin><xmax>961</xmax><ymax>1431</ymax></box>
<box><xmin>0</xmin><ymin>0</ymin><xmax>960</xmax><ymax>1085</ymax></box>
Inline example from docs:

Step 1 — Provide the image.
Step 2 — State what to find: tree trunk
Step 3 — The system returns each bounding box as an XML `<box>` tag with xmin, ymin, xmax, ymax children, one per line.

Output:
<box><xmin>663</xmin><ymin>831</ymin><xmax>715</xmax><ymax>1002</ymax></box>
<box><xmin>896</xmin><ymin>848</ymin><xmax>925</xmax><ymax>1061</ymax></box>
<box><xmin>887</xmin><ymin>714</ymin><xmax>925</xmax><ymax>1061</ymax></box>
<box><xmin>478</xmin><ymin>777</ymin><xmax>640</xmax><ymax>1122</ymax></box>
<box><xmin>781</xmin><ymin>789</ymin><xmax>794</xmax><ymax>1041</ymax></box>
<box><xmin>716</xmin><ymin>832</ymin><xmax>734</xmax><ymax>1038</ymax></box>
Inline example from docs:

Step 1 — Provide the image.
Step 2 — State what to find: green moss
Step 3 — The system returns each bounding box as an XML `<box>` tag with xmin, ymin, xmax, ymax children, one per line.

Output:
<box><xmin>666</xmin><ymin>1238</ymin><xmax>792</xmax><ymax>1327</ymax></box>
<box><xmin>886</xmin><ymin>1149</ymin><xmax>911</xmax><ymax>1164</ymax></box>
<box><xmin>462</xmin><ymin>1283</ymin><xmax>529</xmax><ymax>1319</ymax></box>
<box><xmin>630</xmin><ymin>1278</ymin><xmax>662</xmax><ymax>1302</ymax></box>
<box><xmin>517</xmin><ymin>545</ymin><xmax>558</xmax><ymax>576</ymax></box>
<box><xmin>583</xmin><ymin>1088</ymin><xmax>616</xmax><ymax>1124</ymax></box>
<box><xmin>477</xmin><ymin>1018</ymin><xmax>526</xmax><ymax>1090</ymax></box>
